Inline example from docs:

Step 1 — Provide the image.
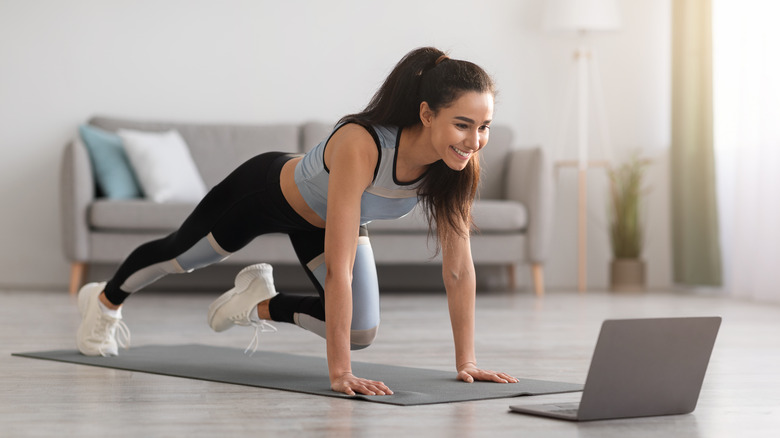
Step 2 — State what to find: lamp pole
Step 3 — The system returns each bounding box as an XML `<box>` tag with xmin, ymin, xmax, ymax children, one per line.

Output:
<box><xmin>544</xmin><ymin>0</ymin><xmax>621</xmax><ymax>293</ymax></box>
<box><xmin>577</xmin><ymin>46</ymin><xmax>590</xmax><ymax>293</ymax></box>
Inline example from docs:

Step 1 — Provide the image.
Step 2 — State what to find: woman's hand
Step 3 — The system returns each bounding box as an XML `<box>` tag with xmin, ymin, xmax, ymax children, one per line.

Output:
<box><xmin>331</xmin><ymin>372</ymin><xmax>394</xmax><ymax>396</ymax></box>
<box><xmin>456</xmin><ymin>362</ymin><xmax>519</xmax><ymax>384</ymax></box>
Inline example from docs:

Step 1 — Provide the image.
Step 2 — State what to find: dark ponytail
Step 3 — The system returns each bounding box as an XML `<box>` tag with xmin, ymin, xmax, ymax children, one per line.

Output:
<box><xmin>341</xmin><ymin>47</ymin><xmax>496</xmax><ymax>247</ymax></box>
<box><xmin>340</xmin><ymin>47</ymin><xmax>447</xmax><ymax>128</ymax></box>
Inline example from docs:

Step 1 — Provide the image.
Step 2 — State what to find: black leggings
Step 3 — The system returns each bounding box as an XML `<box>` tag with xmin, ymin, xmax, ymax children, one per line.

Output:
<box><xmin>103</xmin><ymin>152</ymin><xmax>381</xmax><ymax>347</ymax></box>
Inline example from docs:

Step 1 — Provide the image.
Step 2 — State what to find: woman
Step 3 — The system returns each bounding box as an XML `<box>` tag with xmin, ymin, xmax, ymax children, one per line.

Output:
<box><xmin>76</xmin><ymin>47</ymin><xmax>519</xmax><ymax>396</ymax></box>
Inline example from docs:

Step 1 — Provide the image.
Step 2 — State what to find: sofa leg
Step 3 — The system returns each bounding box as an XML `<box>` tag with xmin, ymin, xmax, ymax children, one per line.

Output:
<box><xmin>507</xmin><ymin>265</ymin><xmax>517</xmax><ymax>290</ymax></box>
<box><xmin>69</xmin><ymin>262</ymin><xmax>88</xmax><ymax>295</ymax></box>
<box><xmin>531</xmin><ymin>263</ymin><xmax>545</xmax><ymax>298</ymax></box>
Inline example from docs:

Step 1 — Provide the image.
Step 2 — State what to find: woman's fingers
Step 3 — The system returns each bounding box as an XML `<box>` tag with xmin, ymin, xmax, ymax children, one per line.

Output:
<box><xmin>458</xmin><ymin>367</ymin><xmax>519</xmax><ymax>384</ymax></box>
<box><xmin>352</xmin><ymin>379</ymin><xmax>393</xmax><ymax>396</ymax></box>
<box><xmin>332</xmin><ymin>374</ymin><xmax>394</xmax><ymax>396</ymax></box>
<box><xmin>457</xmin><ymin>370</ymin><xmax>475</xmax><ymax>383</ymax></box>
<box><xmin>497</xmin><ymin>372</ymin><xmax>519</xmax><ymax>383</ymax></box>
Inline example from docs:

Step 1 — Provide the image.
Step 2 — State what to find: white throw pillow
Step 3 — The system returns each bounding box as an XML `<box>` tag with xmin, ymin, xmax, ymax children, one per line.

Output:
<box><xmin>119</xmin><ymin>129</ymin><xmax>208</xmax><ymax>203</ymax></box>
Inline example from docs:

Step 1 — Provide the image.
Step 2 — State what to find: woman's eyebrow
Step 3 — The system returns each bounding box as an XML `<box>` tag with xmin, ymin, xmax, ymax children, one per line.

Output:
<box><xmin>454</xmin><ymin>116</ymin><xmax>492</xmax><ymax>124</ymax></box>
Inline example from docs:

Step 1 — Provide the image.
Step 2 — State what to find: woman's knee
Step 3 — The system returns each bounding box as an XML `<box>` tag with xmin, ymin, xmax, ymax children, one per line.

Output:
<box><xmin>350</xmin><ymin>324</ymin><xmax>379</xmax><ymax>350</ymax></box>
<box><xmin>293</xmin><ymin>313</ymin><xmax>378</xmax><ymax>350</ymax></box>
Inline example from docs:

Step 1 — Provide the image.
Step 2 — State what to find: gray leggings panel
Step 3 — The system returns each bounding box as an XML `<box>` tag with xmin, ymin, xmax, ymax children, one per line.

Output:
<box><xmin>119</xmin><ymin>233</ymin><xmax>231</xmax><ymax>293</ymax></box>
<box><xmin>305</xmin><ymin>236</ymin><xmax>380</xmax><ymax>332</ymax></box>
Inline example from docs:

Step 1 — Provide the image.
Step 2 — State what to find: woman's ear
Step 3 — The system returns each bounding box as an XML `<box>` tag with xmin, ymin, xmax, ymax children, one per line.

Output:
<box><xmin>419</xmin><ymin>102</ymin><xmax>434</xmax><ymax>127</ymax></box>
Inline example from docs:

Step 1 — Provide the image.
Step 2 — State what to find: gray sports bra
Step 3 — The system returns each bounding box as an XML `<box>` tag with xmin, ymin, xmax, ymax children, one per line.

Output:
<box><xmin>294</xmin><ymin>123</ymin><xmax>425</xmax><ymax>225</ymax></box>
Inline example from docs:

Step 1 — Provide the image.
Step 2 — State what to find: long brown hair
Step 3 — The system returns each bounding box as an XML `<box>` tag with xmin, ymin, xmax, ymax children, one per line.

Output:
<box><xmin>340</xmin><ymin>47</ymin><xmax>496</xmax><ymax>247</ymax></box>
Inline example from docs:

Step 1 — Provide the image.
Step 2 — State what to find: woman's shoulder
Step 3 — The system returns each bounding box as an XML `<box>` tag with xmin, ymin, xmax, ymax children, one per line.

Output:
<box><xmin>329</xmin><ymin>123</ymin><xmax>380</xmax><ymax>149</ymax></box>
<box><xmin>323</xmin><ymin>123</ymin><xmax>382</xmax><ymax>172</ymax></box>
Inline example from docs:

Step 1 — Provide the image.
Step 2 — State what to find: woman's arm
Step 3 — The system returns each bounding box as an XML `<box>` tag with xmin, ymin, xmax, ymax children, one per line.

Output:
<box><xmin>441</xmin><ymin>229</ymin><xmax>519</xmax><ymax>384</ymax></box>
<box><xmin>322</xmin><ymin>125</ymin><xmax>392</xmax><ymax>396</ymax></box>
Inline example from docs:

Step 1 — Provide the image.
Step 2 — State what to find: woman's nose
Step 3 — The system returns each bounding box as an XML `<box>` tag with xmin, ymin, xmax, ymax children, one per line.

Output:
<box><xmin>465</xmin><ymin>129</ymin><xmax>480</xmax><ymax>149</ymax></box>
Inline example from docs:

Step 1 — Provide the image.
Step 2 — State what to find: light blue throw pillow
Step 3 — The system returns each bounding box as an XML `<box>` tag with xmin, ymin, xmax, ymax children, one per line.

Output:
<box><xmin>79</xmin><ymin>124</ymin><xmax>143</xmax><ymax>199</ymax></box>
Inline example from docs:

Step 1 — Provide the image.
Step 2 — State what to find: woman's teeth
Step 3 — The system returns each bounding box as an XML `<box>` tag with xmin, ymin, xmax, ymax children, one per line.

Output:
<box><xmin>452</xmin><ymin>146</ymin><xmax>470</xmax><ymax>158</ymax></box>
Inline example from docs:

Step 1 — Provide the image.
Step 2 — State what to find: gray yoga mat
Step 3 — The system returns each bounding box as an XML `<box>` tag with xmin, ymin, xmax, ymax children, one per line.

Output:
<box><xmin>13</xmin><ymin>344</ymin><xmax>582</xmax><ymax>406</ymax></box>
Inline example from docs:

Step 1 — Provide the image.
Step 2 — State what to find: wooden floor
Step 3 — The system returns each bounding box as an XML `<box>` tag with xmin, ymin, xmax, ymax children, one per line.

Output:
<box><xmin>2</xmin><ymin>286</ymin><xmax>779</xmax><ymax>437</ymax></box>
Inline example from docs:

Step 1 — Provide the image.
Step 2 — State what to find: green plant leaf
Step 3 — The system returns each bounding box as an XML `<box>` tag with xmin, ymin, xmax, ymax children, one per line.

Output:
<box><xmin>607</xmin><ymin>154</ymin><xmax>649</xmax><ymax>259</ymax></box>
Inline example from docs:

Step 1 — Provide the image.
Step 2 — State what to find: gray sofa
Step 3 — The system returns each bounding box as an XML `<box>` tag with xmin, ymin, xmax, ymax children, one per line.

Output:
<box><xmin>61</xmin><ymin>116</ymin><xmax>552</xmax><ymax>296</ymax></box>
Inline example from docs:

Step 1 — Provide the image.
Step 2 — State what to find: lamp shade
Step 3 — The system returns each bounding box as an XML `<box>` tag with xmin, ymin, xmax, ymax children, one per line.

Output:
<box><xmin>543</xmin><ymin>0</ymin><xmax>621</xmax><ymax>32</ymax></box>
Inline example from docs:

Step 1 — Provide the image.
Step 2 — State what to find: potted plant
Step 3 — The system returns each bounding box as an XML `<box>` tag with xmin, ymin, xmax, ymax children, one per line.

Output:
<box><xmin>607</xmin><ymin>154</ymin><xmax>649</xmax><ymax>292</ymax></box>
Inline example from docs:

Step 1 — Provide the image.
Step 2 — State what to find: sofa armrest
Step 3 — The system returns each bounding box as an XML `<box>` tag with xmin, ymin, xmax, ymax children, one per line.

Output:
<box><xmin>504</xmin><ymin>147</ymin><xmax>554</xmax><ymax>263</ymax></box>
<box><xmin>60</xmin><ymin>138</ymin><xmax>94</xmax><ymax>262</ymax></box>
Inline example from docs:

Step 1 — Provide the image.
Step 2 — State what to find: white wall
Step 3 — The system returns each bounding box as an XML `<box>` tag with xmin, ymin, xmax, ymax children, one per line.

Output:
<box><xmin>0</xmin><ymin>0</ymin><xmax>670</xmax><ymax>291</ymax></box>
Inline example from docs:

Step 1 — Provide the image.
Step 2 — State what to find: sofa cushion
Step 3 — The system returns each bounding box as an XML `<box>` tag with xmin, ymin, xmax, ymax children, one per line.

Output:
<box><xmin>119</xmin><ymin>129</ymin><xmax>208</xmax><ymax>203</ymax></box>
<box><xmin>89</xmin><ymin>200</ymin><xmax>196</xmax><ymax>231</ymax></box>
<box><xmin>473</xmin><ymin>200</ymin><xmax>528</xmax><ymax>232</ymax></box>
<box><xmin>79</xmin><ymin>124</ymin><xmax>143</xmax><ymax>199</ymax></box>
<box><xmin>367</xmin><ymin>200</ymin><xmax>527</xmax><ymax>234</ymax></box>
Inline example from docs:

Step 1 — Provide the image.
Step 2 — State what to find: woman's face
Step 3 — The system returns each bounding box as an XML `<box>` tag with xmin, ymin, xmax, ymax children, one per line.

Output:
<box><xmin>422</xmin><ymin>91</ymin><xmax>494</xmax><ymax>171</ymax></box>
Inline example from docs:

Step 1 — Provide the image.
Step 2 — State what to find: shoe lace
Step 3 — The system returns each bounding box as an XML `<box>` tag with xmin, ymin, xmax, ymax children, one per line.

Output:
<box><xmin>244</xmin><ymin>320</ymin><xmax>277</xmax><ymax>356</ymax></box>
<box><xmin>94</xmin><ymin>314</ymin><xmax>131</xmax><ymax>356</ymax></box>
<box><xmin>115</xmin><ymin>320</ymin><xmax>131</xmax><ymax>349</ymax></box>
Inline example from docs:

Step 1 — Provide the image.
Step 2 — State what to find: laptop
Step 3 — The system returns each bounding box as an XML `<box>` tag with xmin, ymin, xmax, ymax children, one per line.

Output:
<box><xmin>509</xmin><ymin>316</ymin><xmax>721</xmax><ymax>421</ymax></box>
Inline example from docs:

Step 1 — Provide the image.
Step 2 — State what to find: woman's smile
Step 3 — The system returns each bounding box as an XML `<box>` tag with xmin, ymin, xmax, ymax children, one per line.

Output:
<box><xmin>450</xmin><ymin>145</ymin><xmax>473</xmax><ymax>160</ymax></box>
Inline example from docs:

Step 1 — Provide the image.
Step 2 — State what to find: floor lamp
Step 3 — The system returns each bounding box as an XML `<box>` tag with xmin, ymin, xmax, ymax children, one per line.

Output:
<box><xmin>544</xmin><ymin>0</ymin><xmax>621</xmax><ymax>292</ymax></box>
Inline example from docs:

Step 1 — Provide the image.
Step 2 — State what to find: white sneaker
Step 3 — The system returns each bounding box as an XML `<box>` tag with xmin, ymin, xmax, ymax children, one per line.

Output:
<box><xmin>76</xmin><ymin>282</ymin><xmax>131</xmax><ymax>356</ymax></box>
<box><xmin>208</xmin><ymin>263</ymin><xmax>278</xmax><ymax>333</ymax></box>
